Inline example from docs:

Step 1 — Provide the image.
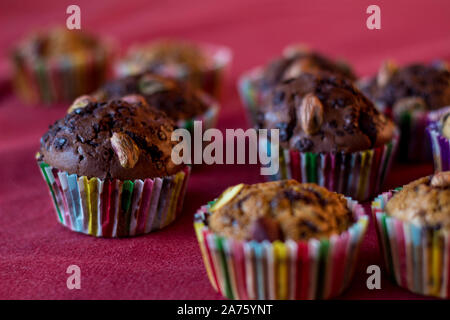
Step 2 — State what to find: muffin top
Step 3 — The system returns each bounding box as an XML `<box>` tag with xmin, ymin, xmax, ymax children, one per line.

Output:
<box><xmin>386</xmin><ymin>171</ymin><xmax>450</xmax><ymax>230</ymax></box>
<box><xmin>260</xmin><ymin>72</ymin><xmax>395</xmax><ymax>153</ymax></box>
<box><xmin>14</xmin><ymin>28</ymin><xmax>103</xmax><ymax>60</ymax></box>
<box><xmin>39</xmin><ymin>97</ymin><xmax>182</xmax><ymax>180</ymax></box>
<box><xmin>118</xmin><ymin>40</ymin><xmax>208</xmax><ymax>77</ymax></box>
<box><xmin>258</xmin><ymin>47</ymin><xmax>356</xmax><ymax>90</ymax></box>
<box><xmin>208</xmin><ymin>180</ymin><xmax>353</xmax><ymax>241</ymax></box>
<box><xmin>361</xmin><ymin>62</ymin><xmax>450</xmax><ymax>112</ymax></box>
<box><xmin>93</xmin><ymin>73</ymin><xmax>208</xmax><ymax>121</ymax></box>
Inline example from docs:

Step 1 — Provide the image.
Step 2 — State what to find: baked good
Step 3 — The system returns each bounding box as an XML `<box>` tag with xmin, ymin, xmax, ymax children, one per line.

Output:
<box><xmin>39</xmin><ymin>96</ymin><xmax>181</xmax><ymax>180</ymax></box>
<box><xmin>361</xmin><ymin>62</ymin><xmax>450</xmax><ymax>113</ymax></box>
<box><xmin>208</xmin><ymin>180</ymin><xmax>353</xmax><ymax>241</ymax></box>
<box><xmin>361</xmin><ymin>61</ymin><xmax>450</xmax><ymax>162</ymax></box>
<box><xmin>93</xmin><ymin>73</ymin><xmax>208</xmax><ymax>121</ymax></box>
<box><xmin>115</xmin><ymin>39</ymin><xmax>231</xmax><ymax>98</ymax></box>
<box><xmin>258</xmin><ymin>47</ymin><xmax>356</xmax><ymax>91</ymax></box>
<box><xmin>37</xmin><ymin>96</ymin><xmax>189</xmax><ymax>237</ymax></box>
<box><xmin>194</xmin><ymin>180</ymin><xmax>368</xmax><ymax>300</ymax></box>
<box><xmin>260</xmin><ymin>72</ymin><xmax>395</xmax><ymax>153</ymax></box>
<box><xmin>385</xmin><ymin>172</ymin><xmax>450</xmax><ymax>230</ymax></box>
<box><xmin>238</xmin><ymin>45</ymin><xmax>356</xmax><ymax>128</ymax></box>
<box><xmin>11</xmin><ymin>27</ymin><xmax>113</xmax><ymax>104</ymax></box>
<box><xmin>372</xmin><ymin>171</ymin><xmax>450</xmax><ymax>298</ymax></box>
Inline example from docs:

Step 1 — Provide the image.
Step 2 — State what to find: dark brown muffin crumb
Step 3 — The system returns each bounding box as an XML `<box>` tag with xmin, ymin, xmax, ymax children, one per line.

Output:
<box><xmin>93</xmin><ymin>73</ymin><xmax>208</xmax><ymax>121</ymax></box>
<box><xmin>260</xmin><ymin>72</ymin><xmax>395</xmax><ymax>153</ymax></box>
<box><xmin>39</xmin><ymin>97</ymin><xmax>182</xmax><ymax>180</ymax></box>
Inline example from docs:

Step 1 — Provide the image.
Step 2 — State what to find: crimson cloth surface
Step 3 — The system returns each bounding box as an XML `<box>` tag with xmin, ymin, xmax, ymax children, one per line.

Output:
<box><xmin>1</xmin><ymin>0</ymin><xmax>449</xmax><ymax>299</ymax></box>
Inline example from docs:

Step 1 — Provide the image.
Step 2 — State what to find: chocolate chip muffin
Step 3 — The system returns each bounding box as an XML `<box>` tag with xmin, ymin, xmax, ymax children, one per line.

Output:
<box><xmin>93</xmin><ymin>73</ymin><xmax>209</xmax><ymax>122</ymax></box>
<box><xmin>260</xmin><ymin>72</ymin><xmax>395</xmax><ymax>153</ymax></box>
<box><xmin>208</xmin><ymin>180</ymin><xmax>353</xmax><ymax>241</ymax></box>
<box><xmin>259</xmin><ymin>46</ymin><xmax>356</xmax><ymax>91</ymax></box>
<box><xmin>386</xmin><ymin>171</ymin><xmax>450</xmax><ymax>230</ymax></box>
<box><xmin>11</xmin><ymin>27</ymin><xmax>113</xmax><ymax>104</ymax></box>
<box><xmin>39</xmin><ymin>97</ymin><xmax>181</xmax><ymax>180</ymax></box>
<box><xmin>361</xmin><ymin>62</ymin><xmax>450</xmax><ymax>113</ymax></box>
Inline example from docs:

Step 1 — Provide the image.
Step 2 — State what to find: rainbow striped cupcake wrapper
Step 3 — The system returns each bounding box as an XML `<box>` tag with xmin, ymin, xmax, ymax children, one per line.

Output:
<box><xmin>372</xmin><ymin>190</ymin><xmax>450</xmax><ymax>299</ymax></box>
<box><xmin>11</xmin><ymin>41</ymin><xmax>114</xmax><ymax>105</ymax></box>
<box><xmin>393</xmin><ymin>108</ymin><xmax>434</xmax><ymax>162</ymax></box>
<box><xmin>38</xmin><ymin>161</ymin><xmax>190</xmax><ymax>237</ymax></box>
<box><xmin>176</xmin><ymin>91</ymin><xmax>220</xmax><ymax>133</ymax></box>
<box><xmin>115</xmin><ymin>44</ymin><xmax>232</xmax><ymax>100</ymax></box>
<box><xmin>194</xmin><ymin>197</ymin><xmax>368</xmax><ymax>300</ymax></box>
<box><xmin>237</xmin><ymin>66</ymin><xmax>266</xmax><ymax>128</ymax></box>
<box><xmin>427</xmin><ymin>107</ymin><xmax>450</xmax><ymax>172</ymax></box>
<box><xmin>260</xmin><ymin>129</ymin><xmax>398</xmax><ymax>202</ymax></box>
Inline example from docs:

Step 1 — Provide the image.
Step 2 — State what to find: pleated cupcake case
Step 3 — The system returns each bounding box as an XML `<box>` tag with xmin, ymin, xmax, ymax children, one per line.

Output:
<box><xmin>259</xmin><ymin>129</ymin><xmax>399</xmax><ymax>202</ymax></box>
<box><xmin>372</xmin><ymin>190</ymin><xmax>450</xmax><ymax>299</ymax></box>
<box><xmin>194</xmin><ymin>197</ymin><xmax>368</xmax><ymax>300</ymax></box>
<box><xmin>427</xmin><ymin>107</ymin><xmax>450</xmax><ymax>172</ymax></box>
<box><xmin>237</xmin><ymin>66</ymin><xmax>266</xmax><ymax>127</ymax></box>
<box><xmin>39</xmin><ymin>161</ymin><xmax>190</xmax><ymax>237</ymax></box>
<box><xmin>12</xmin><ymin>42</ymin><xmax>113</xmax><ymax>105</ymax></box>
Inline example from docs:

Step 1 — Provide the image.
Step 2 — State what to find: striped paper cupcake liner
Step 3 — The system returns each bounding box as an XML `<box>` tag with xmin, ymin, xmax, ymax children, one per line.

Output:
<box><xmin>115</xmin><ymin>44</ymin><xmax>232</xmax><ymax>100</ymax></box>
<box><xmin>259</xmin><ymin>129</ymin><xmax>398</xmax><ymax>202</ymax></box>
<box><xmin>12</xmin><ymin>42</ymin><xmax>114</xmax><ymax>105</ymax></box>
<box><xmin>237</xmin><ymin>66</ymin><xmax>266</xmax><ymax>128</ymax></box>
<box><xmin>38</xmin><ymin>161</ymin><xmax>190</xmax><ymax>237</ymax></box>
<box><xmin>427</xmin><ymin>107</ymin><xmax>450</xmax><ymax>172</ymax></box>
<box><xmin>394</xmin><ymin>108</ymin><xmax>433</xmax><ymax>162</ymax></box>
<box><xmin>194</xmin><ymin>197</ymin><xmax>368</xmax><ymax>300</ymax></box>
<box><xmin>372</xmin><ymin>190</ymin><xmax>450</xmax><ymax>299</ymax></box>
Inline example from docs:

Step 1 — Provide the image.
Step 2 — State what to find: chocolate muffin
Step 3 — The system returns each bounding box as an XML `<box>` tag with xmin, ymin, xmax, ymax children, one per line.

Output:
<box><xmin>259</xmin><ymin>47</ymin><xmax>356</xmax><ymax>90</ymax></box>
<box><xmin>93</xmin><ymin>73</ymin><xmax>209</xmax><ymax>121</ymax></box>
<box><xmin>208</xmin><ymin>180</ymin><xmax>353</xmax><ymax>241</ymax></box>
<box><xmin>361</xmin><ymin>62</ymin><xmax>450</xmax><ymax>113</ymax></box>
<box><xmin>39</xmin><ymin>96</ymin><xmax>181</xmax><ymax>180</ymax></box>
<box><xmin>386</xmin><ymin>171</ymin><xmax>450</xmax><ymax>230</ymax></box>
<box><xmin>11</xmin><ymin>28</ymin><xmax>113</xmax><ymax>104</ymax></box>
<box><xmin>260</xmin><ymin>72</ymin><xmax>395</xmax><ymax>153</ymax></box>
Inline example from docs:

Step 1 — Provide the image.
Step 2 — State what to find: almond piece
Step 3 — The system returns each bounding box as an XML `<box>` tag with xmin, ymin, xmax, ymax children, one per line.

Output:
<box><xmin>210</xmin><ymin>184</ymin><xmax>244</xmax><ymax>212</ymax></box>
<box><xmin>299</xmin><ymin>93</ymin><xmax>324</xmax><ymax>135</ymax></box>
<box><xmin>377</xmin><ymin>60</ymin><xmax>398</xmax><ymax>87</ymax></box>
<box><xmin>67</xmin><ymin>95</ymin><xmax>95</xmax><ymax>114</ymax></box>
<box><xmin>431</xmin><ymin>171</ymin><xmax>450</xmax><ymax>188</ymax></box>
<box><xmin>110</xmin><ymin>132</ymin><xmax>140</xmax><ymax>169</ymax></box>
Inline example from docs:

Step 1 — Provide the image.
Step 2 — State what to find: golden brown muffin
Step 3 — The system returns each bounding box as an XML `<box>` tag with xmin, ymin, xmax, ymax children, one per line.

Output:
<box><xmin>208</xmin><ymin>180</ymin><xmax>353</xmax><ymax>241</ymax></box>
<box><xmin>386</xmin><ymin>171</ymin><xmax>450</xmax><ymax>230</ymax></box>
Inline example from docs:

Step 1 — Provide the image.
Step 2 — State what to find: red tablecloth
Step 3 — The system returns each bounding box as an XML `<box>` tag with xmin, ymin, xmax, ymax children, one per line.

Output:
<box><xmin>1</xmin><ymin>0</ymin><xmax>449</xmax><ymax>300</ymax></box>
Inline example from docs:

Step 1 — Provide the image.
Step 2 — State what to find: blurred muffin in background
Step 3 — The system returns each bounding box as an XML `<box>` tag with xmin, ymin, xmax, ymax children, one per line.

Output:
<box><xmin>360</xmin><ymin>61</ymin><xmax>450</xmax><ymax>162</ymax></box>
<box><xmin>11</xmin><ymin>27</ymin><xmax>114</xmax><ymax>105</ymax></box>
<box><xmin>115</xmin><ymin>39</ymin><xmax>231</xmax><ymax>99</ymax></box>
<box><xmin>238</xmin><ymin>44</ymin><xmax>356</xmax><ymax>127</ymax></box>
<box><xmin>92</xmin><ymin>72</ymin><xmax>219</xmax><ymax>133</ymax></box>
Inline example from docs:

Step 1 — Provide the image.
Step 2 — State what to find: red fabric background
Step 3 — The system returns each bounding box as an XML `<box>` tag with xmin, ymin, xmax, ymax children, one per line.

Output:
<box><xmin>1</xmin><ymin>0</ymin><xmax>450</xmax><ymax>300</ymax></box>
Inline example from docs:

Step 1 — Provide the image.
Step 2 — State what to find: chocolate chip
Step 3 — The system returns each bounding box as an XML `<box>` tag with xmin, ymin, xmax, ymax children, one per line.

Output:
<box><xmin>276</xmin><ymin>122</ymin><xmax>292</xmax><ymax>142</ymax></box>
<box><xmin>250</xmin><ymin>217</ymin><xmax>282</xmax><ymax>242</ymax></box>
<box><xmin>54</xmin><ymin>137</ymin><xmax>67</xmax><ymax>150</ymax></box>
<box><xmin>158</xmin><ymin>130</ymin><xmax>167</xmax><ymax>141</ymax></box>
<box><xmin>273</xmin><ymin>90</ymin><xmax>285</xmax><ymax>105</ymax></box>
<box><xmin>328</xmin><ymin>120</ymin><xmax>337</xmax><ymax>128</ymax></box>
<box><xmin>295</xmin><ymin>138</ymin><xmax>313</xmax><ymax>152</ymax></box>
